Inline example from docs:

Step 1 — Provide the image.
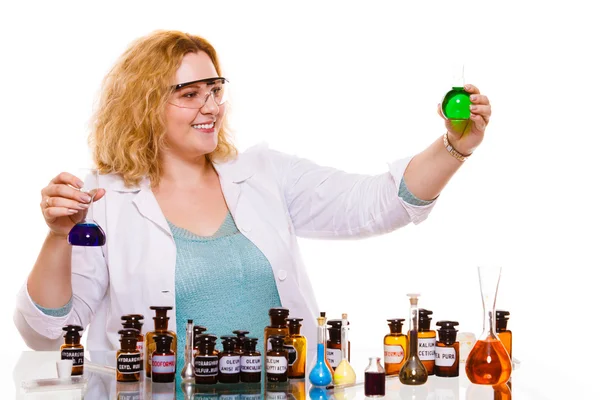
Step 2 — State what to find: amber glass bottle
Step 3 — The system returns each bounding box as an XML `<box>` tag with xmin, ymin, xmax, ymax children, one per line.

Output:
<box><xmin>496</xmin><ymin>310</ymin><xmax>512</xmax><ymax>359</ymax></box>
<box><xmin>384</xmin><ymin>318</ymin><xmax>408</xmax><ymax>375</ymax></box>
<box><xmin>121</xmin><ymin>315</ymin><xmax>144</xmax><ymax>365</ymax></box>
<box><xmin>193</xmin><ymin>325</ymin><xmax>208</xmax><ymax>357</ymax></box>
<box><xmin>218</xmin><ymin>336</ymin><xmax>240</xmax><ymax>383</ymax></box>
<box><xmin>117</xmin><ymin>328</ymin><xmax>142</xmax><ymax>382</ymax></box>
<box><xmin>434</xmin><ymin>321</ymin><xmax>460</xmax><ymax>377</ymax></box>
<box><xmin>240</xmin><ymin>337</ymin><xmax>262</xmax><ymax>383</ymax></box>
<box><xmin>145</xmin><ymin>306</ymin><xmax>177</xmax><ymax>378</ymax></box>
<box><xmin>264</xmin><ymin>308</ymin><xmax>289</xmax><ymax>353</ymax></box>
<box><xmin>417</xmin><ymin>309</ymin><xmax>436</xmax><ymax>375</ymax></box>
<box><xmin>266</xmin><ymin>335</ymin><xmax>288</xmax><ymax>382</ymax></box>
<box><xmin>194</xmin><ymin>334</ymin><xmax>219</xmax><ymax>385</ymax></box>
<box><xmin>285</xmin><ymin>318</ymin><xmax>306</xmax><ymax>379</ymax></box>
<box><xmin>151</xmin><ymin>334</ymin><xmax>175</xmax><ymax>383</ymax></box>
<box><xmin>327</xmin><ymin>319</ymin><xmax>350</xmax><ymax>370</ymax></box>
<box><xmin>60</xmin><ymin>325</ymin><xmax>84</xmax><ymax>376</ymax></box>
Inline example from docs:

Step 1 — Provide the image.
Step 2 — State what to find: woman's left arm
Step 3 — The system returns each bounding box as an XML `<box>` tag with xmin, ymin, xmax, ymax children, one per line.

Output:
<box><xmin>403</xmin><ymin>84</ymin><xmax>491</xmax><ymax>200</ymax></box>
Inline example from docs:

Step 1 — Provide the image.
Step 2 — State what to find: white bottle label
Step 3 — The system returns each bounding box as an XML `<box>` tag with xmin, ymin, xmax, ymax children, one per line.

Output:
<box><xmin>117</xmin><ymin>353</ymin><xmax>142</xmax><ymax>374</ymax></box>
<box><xmin>326</xmin><ymin>348</ymin><xmax>342</xmax><ymax>368</ymax></box>
<box><xmin>418</xmin><ymin>338</ymin><xmax>436</xmax><ymax>361</ymax></box>
<box><xmin>61</xmin><ymin>347</ymin><xmax>84</xmax><ymax>367</ymax></box>
<box><xmin>152</xmin><ymin>355</ymin><xmax>175</xmax><ymax>374</ymax></box>
<box><xmin>435</xmin><ymin>346</ymin><xmax>457</xmax><ymax>367</ymax></box>
<box><xmin>384</xmin><ymin>345</ymin><xmax>405</xmax><ymax>364</ymax></box>
<box><xmin>219</xmin><ymin>355</ymin><xmax>240</xmax><ymax>374</ymax></box>
<box><xmin>194</xmin><ymin>355</ymin><xmax>218</xmax><ymax>376</ymax></box>
<box><xmin>241</xmin><ymin>355</ymin><xmax>262</xmax><ymax>372</ymax></box>
<box><xmin>266</xmin><ymin>356</ymin><xmax>288</xmax><ymax>374</ymax></box>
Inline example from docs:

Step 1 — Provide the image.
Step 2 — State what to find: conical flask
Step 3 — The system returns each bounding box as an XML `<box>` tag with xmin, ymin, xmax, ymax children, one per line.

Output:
<box><xmin>465</xmin><ymin>266</ymin><xmax>512</xmax><ymax>385</ymax></box>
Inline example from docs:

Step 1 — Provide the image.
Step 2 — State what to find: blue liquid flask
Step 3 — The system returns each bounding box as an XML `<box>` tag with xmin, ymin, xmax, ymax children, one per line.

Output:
<box><xmin>309</xmin><ymin>317</ymin><xmax>332</xmax><ymax>387</ymax></box>
<box><xmin>68</xmin><ymin>169</ymin><xmax>106</xmax><ymax>247</ymax></box>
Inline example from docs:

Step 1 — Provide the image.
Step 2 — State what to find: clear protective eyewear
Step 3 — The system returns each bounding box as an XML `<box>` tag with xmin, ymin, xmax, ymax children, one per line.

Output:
<box><xmin>169</xmin><ymin>77</ymin><xmax>228</xmax><ymax>109</ymax></box>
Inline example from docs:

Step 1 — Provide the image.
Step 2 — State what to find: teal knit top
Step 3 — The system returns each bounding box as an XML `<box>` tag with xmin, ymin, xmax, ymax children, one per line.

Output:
<box><xmin>167</xmin><ymin>211</ymin><xmax>282</xmax><ymax>370</ymax></box>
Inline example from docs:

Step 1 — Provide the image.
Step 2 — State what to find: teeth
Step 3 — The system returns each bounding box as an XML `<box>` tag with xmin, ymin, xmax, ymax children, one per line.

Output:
<box><xmin>192</xmin><ymin>122</ymin><xmax>214</xmax><ymax>129</ymax></box>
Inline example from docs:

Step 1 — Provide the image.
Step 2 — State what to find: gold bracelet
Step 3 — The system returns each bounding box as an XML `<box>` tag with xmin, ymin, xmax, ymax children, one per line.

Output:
<box><xmin>443</xmin><ymin>132</ymin><xmax>470</xmax><ymax>162</ymax></box>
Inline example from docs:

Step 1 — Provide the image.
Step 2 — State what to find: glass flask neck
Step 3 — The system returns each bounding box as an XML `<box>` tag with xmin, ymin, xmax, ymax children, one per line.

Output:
<box><xmin>479</xmin><ymin>266</ymin><xmax>502</xmax><ymax>338</ymax></box>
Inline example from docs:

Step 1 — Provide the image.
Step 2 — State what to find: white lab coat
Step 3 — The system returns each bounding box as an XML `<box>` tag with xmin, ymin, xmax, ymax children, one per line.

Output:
<box><xmin>14</xmin><ymin>143</ymin><xmax>436</xmax><ymax>356</ymax></box>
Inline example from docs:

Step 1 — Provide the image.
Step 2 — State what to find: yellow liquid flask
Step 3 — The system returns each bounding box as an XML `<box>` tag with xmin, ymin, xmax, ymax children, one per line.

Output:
<box><xmin>333</xmin><ymin>313</ymin><xmax>356</xmax><ymax>385</ymax></box>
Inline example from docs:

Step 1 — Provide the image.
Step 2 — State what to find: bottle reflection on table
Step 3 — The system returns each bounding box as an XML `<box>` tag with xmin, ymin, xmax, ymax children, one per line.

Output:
<box><xmin>466</xmin><ymin>382</ymin><xmax>512</xmax><ymax>400</ymax></box>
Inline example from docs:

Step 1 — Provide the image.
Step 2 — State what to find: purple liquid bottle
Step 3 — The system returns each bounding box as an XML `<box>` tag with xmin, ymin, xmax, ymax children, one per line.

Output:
<box><xmin>364</xmin><ymin>357</ymin><xmax>385</xmax><ymax>397</ymax></box>
<box><xmin>68</xmin><ymin>223</ymin><xmax>106</xmax><ymax>246</ymax></box>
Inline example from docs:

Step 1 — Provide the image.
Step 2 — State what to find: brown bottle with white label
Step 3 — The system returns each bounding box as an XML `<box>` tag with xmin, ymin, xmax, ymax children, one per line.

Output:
<box><xmin>60</xmin><ymin>325</ymin><xmax>84</xmax><ymax>376</ymax></box>
<box><xmin>434</xmin><ymin>321</ymin><xmax>460</xmax><ymax>377</ymax></box>
<box><xmin>418</xmin><ymin>309</ymin><xmax>436</xmax><ymax>375</ymax></box>
<box><xmin>384</xmin><ymin>318</ymin><xmax>408</xmax><ymax>375</ymax></box>
<box><xmin>117</xmin><ymin>328</ymin><xmax>142</xmax><ymax>382</ymax></box>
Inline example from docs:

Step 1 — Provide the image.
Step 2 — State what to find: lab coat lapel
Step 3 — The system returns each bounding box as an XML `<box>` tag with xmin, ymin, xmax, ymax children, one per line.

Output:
<box><xmin>129</xmin><ymin>179</ymin><xmax>171</xmax><ymax>236</ymax></box>
<box><xmin>213</xmin><ymin>156</ymin><xmax>254</xmax><ymax>217</ymax></box>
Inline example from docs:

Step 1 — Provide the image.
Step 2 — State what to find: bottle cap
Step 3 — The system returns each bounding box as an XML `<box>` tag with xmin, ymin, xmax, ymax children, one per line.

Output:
<box><xmin>232</xmin><ymin>330</ymin><xmax>249</xmax><ymax>339</ymax></box>
<box><xmin>269</xmin><ymin>308</ymin><xmax>290</xmax><ymax>317</ymax></box>
<box><xmin>153</xmin><ymin>334</ymin><xmax>173</xmax><ymax>353</ymax></box>
<box><xmin>268</xmin><ymin>335</ymin><xmax>285</xmax><ymax>350</ymax></box>
<box><xmin>62</xmin><ymin>325</ymin><xmax>84</xmax><ymax>342</ymax></box>
<box><xmin>496</xmin><ymin>310</ymin><xmax>510</xmax><ymax>330</ymax></box>
<box><xmin>387</xmin><ymin>318</ymin><xmax>405</xmax><ymax>334</ymax></box>
<box><xmin>220</xmin><ymin>335</ymin><xmax>238</xmax><ymax>351</ymax></box>
<box><xmin>436</xmin><ymin>321</ymin><xmax>459</xmax><ymax>345</ymax></box>
<box><xmin>327</xmin><ymin>319</ymin><xmax>348</xmax><ymax>342</ymax></box>
<box><xmin>418</xmin><ymin>309</ymin><xmax>433</xmax><ymax>331</ymax></box>
<box><xmin>121</xmin><ymin>314</ymin><xmax>144</xmax><ymax>331</ymax></box>
<box><xmin>118</xmin><ymin>328</ymin><xmax>139</xmax><ymax>350</ymax></box>
<box><xmin>286</xmin><ymin>318</ymin><xmax>303</xmax><ymax>334</ymax></box>
<box><xmin>242</xmin><ymin>337</ymin><xmax>259</xmax><ymax>353</ymax></box>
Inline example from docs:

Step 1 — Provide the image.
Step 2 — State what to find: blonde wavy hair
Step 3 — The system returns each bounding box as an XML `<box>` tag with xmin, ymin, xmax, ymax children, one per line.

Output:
<box><xmin>89</xmin><ymin>30</ymin><xmax>237</xmax><ymax>187</ymax></box>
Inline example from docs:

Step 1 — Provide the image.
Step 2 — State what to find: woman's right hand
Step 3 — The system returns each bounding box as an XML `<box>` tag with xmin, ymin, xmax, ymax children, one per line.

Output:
<box><xmin>40</xmin><ymin>172</ymin><xmax>106</xmax><ymax>238</ymax></box>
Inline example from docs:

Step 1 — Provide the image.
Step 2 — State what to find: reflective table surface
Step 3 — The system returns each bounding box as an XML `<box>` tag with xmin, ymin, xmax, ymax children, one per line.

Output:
<box><xmin>11</xmin><ymin>350</ymin><xmax>596</xmax><ymax>399</ymax></box>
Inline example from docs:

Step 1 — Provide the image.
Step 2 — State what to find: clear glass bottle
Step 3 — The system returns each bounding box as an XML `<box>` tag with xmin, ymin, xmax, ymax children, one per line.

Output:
<box><xmin>364</xmin><ymin>356</ymin><xmax>385</xmax><ymax>397</ymax></box>
<box><xmin>180</xmin><ymin>319</ymin><xmax>195</xmax><ymax>382</ymax></box>
<box><xmin>465</xmin><ymin>266</ymin><xmax>512</xmax><ymax>385</ymax></box>
<box><xmin>384</xmin><ymin>318</ymin><xmax>407</xmax><ymax>375</ymax></box>
<box><xmin>333</xmin><ymin>313</ymin><xmax>356</xmax><ymax>385</ymax></box>
<box><xmin>399</xmin><ymin>293</ymin><xmax>428</xmax><ymax>385</ymax></box>
<box><xmin>309</xmin><ymin>316</ymin><xmax>333</xmax><ymax>387</ymax></box>
<box><xmin>441</xmin><ymin>64</ymin><xmax>471</xmax><ymax>120</ymax></box>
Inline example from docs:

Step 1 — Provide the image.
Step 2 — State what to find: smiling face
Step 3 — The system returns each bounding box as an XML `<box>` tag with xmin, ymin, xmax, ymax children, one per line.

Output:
<box><xmin>163</xmin><ymin>52</ymin><xmax>225</xmax><ymax>162</ymax></box>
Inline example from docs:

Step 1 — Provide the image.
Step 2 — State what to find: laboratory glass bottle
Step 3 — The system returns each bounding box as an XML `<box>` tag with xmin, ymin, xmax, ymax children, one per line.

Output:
<box><xmin>333</xmin><ymin>313</ymin><xmax>356</xmax><ymax>385</ymax></box>
<box><xmin>441</xmin><ymin>64</ymin><xmax>471</xmax><ymax>120</ymax></box>
<box><xmin>60</xmin><ymin>325</ymin><xmax>84</xmax><ymax>376</ymax></box>
<box><xmin>399</xmin><ymin>293</ymin><xmax>428</xmax><ymax>385</ymax></box>
<box><xmin>194</xmin><ymin>334</ymin><xmax>219</xmax><ymax>385</ymax></box>
<box><xmin>266</xmin><ymin>335</ymin><xmax>289</xmax><ymax>382</ymax></box>
<box><xmin>327</xmin><ymin>319</ymin><xmax>351</xmax><ymax>369</ymax></box>
<box><xmin>384</xmin><ymin>318</ymin><xmax>407</xmax><ymax>375</ymax></box>
<box><xmin>309</xmin><ymin>316</ymin><xmax>333</xmax><ymax>387</ymax></box>
<box><xmin>285</xmin><ymin>318</ymin><xmax>306</xmax><ymax>379</ymax></box>
<box><xmin>116</xmin><ymin>328</ymin><xmax>142</xmax><ymax>382</ymax></box>
<box><xmin>264</xmin><ymin>307</ymin><xmax>289</xmax><ymax>353</ymax></box>
<box><xmin>181</xmin><ymin>319</ymin><xmax>195</xmax><ymax>382</ymax></box>
<box><xmin>232</xmin><ymin>330</ymin><xmax>249</xmax><ymax>355</ymax></box>
<box><xmin>121</xmin><ymin>314</ymin><xmax>144</xmax><ymax>365</ymax></box>
<box><xmin>193</xmin><ymin>325</ymin><xmax>208</xmax><ymax>357</ymax></box>
<box><xmin>364</xmin><ymin>356</ymin><xmax>386</xmax><ymax>398</ymax></box>
<box><xmin>151</xmin><ymin>334</ymin><xmax>176</xmax><ymax>383</ymax></box>
<box><xmin>240</xmin><ymin>337</ymin><xmax>262</xmax><ymax>383</ymax></box>
<box><xmin>418</xmin><ymin>308</ymin><xmax>436</xmax><ymax>375</ymax></box>
<box><xmin>434</xmin><ymin>321</ymin><xmax>460</xmax><ymax>377</ymax></box>
<box><xmin>218</xmin><ymin>335</ymin><xmax>241</xmax><ymax>383</ymax></box>
<box><xmin>465</xmin><ymin>266</ymin><xmax>512</xmax><ymax>385</ymax></box>
<box><xmin>496</xmin><ymin>310</ymin><xmax>512</xmax><ymax>359</ymax></box>
<box><xmin>145</xmin><ymin>306</ymin><xmax>177</xmax><ymax>378</ymax></box>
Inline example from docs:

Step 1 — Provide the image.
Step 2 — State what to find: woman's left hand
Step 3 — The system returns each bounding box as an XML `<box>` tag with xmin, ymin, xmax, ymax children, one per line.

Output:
<box><xmin>438</xmin><ymin>84</ymin><xmax>491</xmax><ymax>156</ymax></box>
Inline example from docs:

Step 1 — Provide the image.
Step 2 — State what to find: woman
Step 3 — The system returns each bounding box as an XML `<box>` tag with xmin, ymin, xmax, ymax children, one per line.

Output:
<box><xmin>14</xmin><ymin>30</ymin><xmax>491</xmax><ymax>365</ymax></box>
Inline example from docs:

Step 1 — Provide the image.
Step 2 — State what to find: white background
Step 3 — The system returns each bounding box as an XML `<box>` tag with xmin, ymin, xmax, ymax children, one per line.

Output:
<box><xmin>1</xmin><ymin>0</ymin><xmax>598</xmax><ymax>398</ymax></box>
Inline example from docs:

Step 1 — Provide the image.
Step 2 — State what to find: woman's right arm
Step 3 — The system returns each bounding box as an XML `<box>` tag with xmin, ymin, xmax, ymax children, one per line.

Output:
<box><xmin>14</xmin><ymin>172</ymin><xmax>108</xmax><ymax>349</ymax></box>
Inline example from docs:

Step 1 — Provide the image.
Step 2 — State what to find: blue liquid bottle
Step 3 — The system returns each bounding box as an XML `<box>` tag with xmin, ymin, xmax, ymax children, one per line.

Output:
<box><xmin>309</xmin><ymin>316</ymin><xmax>332</xmax><ymax>387</ymax></box>
<box><xmin>68</xmin><ymin>170</ymin><xmax>106</xmax><ymax>247</ymax></box>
